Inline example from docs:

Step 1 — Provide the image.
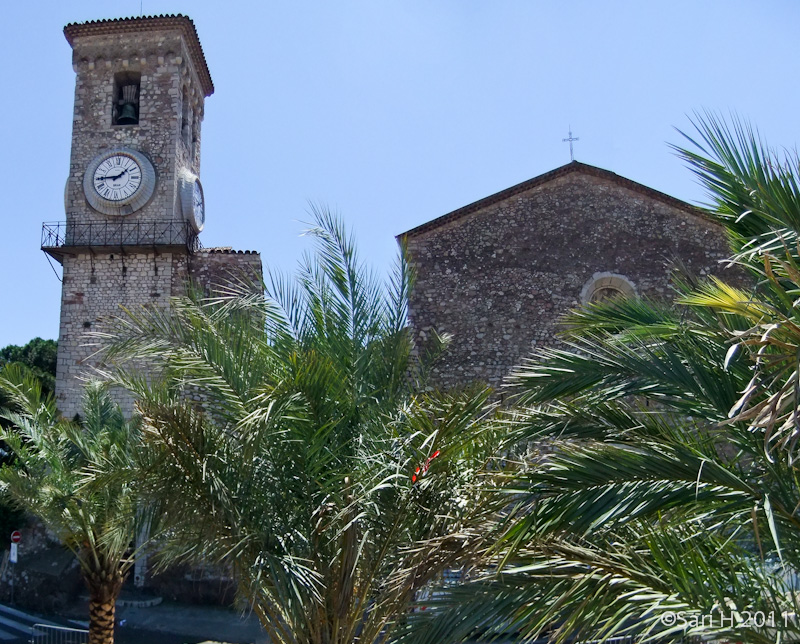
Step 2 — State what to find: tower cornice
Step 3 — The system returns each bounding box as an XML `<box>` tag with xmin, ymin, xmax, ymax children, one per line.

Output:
<box><xmin>64</xmin><ymin>14</ymin><xmax>214</xmax><ymax>97</ymax></box>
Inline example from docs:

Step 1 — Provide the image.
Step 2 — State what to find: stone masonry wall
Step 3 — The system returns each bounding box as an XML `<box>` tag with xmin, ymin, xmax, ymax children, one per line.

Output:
<box><xmin>405</xmin><ymin>169</ymin><xmax>734</xmax><ymax>391</ymax></box>
<box><xmin>55</xmin><ymin>249</ymin><xmax>262</xmax><ymax>418</ymax></box>
<box><xmin>188</xmin><ymin>249</ymin><xmax>264</xmax><ymax>295</ymax></box>
<box><xmin>56</xmin><ymin>251</ymin><xmax>178</xmax><ymax>418</ymax></box>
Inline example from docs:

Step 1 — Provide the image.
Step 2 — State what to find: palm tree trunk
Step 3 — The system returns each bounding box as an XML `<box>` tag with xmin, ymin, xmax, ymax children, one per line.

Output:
<box><xmin>88</xmin><ymin>592</ymin><xmax>117</xmax><ymax>644</ymax></box>
<box><xmin>83</xmin><ymin>560</ymin><xmax>124</xmax><ymax>644</ymax></box>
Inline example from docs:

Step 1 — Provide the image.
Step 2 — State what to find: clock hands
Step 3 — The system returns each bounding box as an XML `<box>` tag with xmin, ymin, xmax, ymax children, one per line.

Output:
<box><xmin>101</xmin><ymin>168</ymin><xmax>129</xmax><ymax>182</ymax></box>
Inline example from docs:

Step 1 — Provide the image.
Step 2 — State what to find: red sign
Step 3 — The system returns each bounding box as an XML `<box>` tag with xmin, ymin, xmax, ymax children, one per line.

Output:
<box><xmin>10</xmin><ymin>531</ymin><xmax>20</xmax><ymax>544</ymax></box>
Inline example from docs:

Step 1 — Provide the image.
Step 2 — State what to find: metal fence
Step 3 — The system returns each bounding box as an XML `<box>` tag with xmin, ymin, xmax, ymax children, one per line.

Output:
<box><xmin>29</xmin><ymin>623</ymin><xmax>89</xmax><ymax>644</ymax></box>
<box><xmin>41</xmin><ymin>220</ymin><xmax>201</xmax><ymax>253</ymax></box>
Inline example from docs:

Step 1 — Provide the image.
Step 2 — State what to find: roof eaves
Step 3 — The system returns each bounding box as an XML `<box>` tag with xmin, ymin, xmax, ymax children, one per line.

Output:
<box><xmin>398</xmin><ymin>161</ymin><xmax>709</xmax><ymax>239</ymax></box>
<box><xmin>200</xmin><ymin>248</ymin><xmax>260</xmax><ymax>255</ymax></box>
<box><xmin>64</xmin><ymin>14</ymin><xmax>214</xmax><ymax>97</ymax></box>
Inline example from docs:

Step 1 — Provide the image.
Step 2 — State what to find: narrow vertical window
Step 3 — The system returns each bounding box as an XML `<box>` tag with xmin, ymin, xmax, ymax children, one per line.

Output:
<box><xmin>113</xmin><ymin>72</ymin><xmax>141</xmax><ymax>125</ymax></box>
<box><xmin>191</xmin><ymin>113</ymin><xmax>199</xmax><ymax>164</ymax></box>
<box><xmin>181</xmin><ymin>86</ymin><xmax>192</xmax><ymax>149</ymax></box>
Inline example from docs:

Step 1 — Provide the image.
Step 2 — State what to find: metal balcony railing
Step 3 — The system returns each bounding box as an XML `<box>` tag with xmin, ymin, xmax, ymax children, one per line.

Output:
<box><xmin>41</xmin><ymin>220</ymin><xmax>201</xmax><ymax>254</ymax></box>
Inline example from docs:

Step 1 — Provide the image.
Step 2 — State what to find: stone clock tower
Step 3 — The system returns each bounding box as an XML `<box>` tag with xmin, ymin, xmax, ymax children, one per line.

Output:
<box><xmin>44</xmin><ymin>15</ymin><xmax>261</xmax><ymax>418</ymax></box>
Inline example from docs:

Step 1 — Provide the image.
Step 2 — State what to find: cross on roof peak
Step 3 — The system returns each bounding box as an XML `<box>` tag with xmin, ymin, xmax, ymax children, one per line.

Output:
<box><xmin>563</xmin><ymin>127</ymin><xmax>579</xmax><ymax>162</ymax></box>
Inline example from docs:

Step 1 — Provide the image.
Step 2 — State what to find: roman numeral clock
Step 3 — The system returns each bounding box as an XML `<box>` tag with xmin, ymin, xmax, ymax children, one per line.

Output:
<box><xmin>82</xmin><ymin>147</ymin><xmax>204</xmax><ymax>231</ymax></box>
<box><xmin>83</xmin><ymin>148</ymin><xmax>156</xmax><ymax>216</ymax></box>
<box><xmin>179</xmin><ymin>168</ymin><xmax>206</xmax><ymax>233</ymax></box>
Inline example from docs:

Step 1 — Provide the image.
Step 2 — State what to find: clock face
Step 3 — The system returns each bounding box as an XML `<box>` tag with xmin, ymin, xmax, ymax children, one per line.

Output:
<box><xmin>193</xmin><ymin>180</ymin><xmax>205</xmax><ymax>228</ymax></box>
<box><xmin>180</xmin><ymin>172</ymin><xmax>205</xmax><ymax>233</ymax></box>
<box><xmin>83</xmin><ymin>147</ymin><xmax>156</xmax><ymax>216</ymax></box>
<box><xmin>92</xmin><ymin>154</ymin><xmax>143</xmax><ymax>201</ymax></box>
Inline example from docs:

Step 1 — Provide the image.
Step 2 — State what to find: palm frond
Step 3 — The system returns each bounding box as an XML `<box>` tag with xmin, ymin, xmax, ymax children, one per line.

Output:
<box><xmin>98</xmin><ymin>212</ymin><xmax>506</xmax><ymax>644</ymax></box>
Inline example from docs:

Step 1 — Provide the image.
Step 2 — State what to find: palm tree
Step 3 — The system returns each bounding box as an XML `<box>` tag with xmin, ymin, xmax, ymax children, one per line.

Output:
<box><xmin>399</xmin><ymin>115</ymin><xmax>800</xmax><ymax>644</ymax></box>
<box><xmin>0</xmin><ymin>366</ymin><xmax>153</xmax><ymax>644</ymax></box>
<box><xmin>100</xmin><ymin>209</ymin><xmax>509</xmax><ymax>644</ymax></box>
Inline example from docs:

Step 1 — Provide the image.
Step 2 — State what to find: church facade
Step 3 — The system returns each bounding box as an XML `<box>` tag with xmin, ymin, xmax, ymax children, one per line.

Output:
<box><xmin>400</xmin><ymin>162</ymin><xmax>732</xmax><ymax>391</ymax></box>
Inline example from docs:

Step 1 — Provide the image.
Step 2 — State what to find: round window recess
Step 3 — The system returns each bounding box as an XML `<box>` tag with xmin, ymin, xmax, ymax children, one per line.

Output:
<box><xmin>580</xmin><ymin>272</ymin><xmax>637</xmax><ymax>305</ymax></box>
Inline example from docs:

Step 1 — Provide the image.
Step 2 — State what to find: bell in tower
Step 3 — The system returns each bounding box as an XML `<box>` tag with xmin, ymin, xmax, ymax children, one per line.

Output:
<box><xmin>116</xmin><ymin>83</ymin><xmax>139</xmax><ymax>125</ymax></box>
<box><xmin>112</xmin><ymin>71</ymin><xmax>142</xmax><ymax>126</ymax></box>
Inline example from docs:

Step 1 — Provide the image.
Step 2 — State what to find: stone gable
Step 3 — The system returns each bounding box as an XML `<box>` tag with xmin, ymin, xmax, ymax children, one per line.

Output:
<box><xmin>402</xmin><ymin>163</ymin><xmax>733</xmax><ymax>391</ymax></box>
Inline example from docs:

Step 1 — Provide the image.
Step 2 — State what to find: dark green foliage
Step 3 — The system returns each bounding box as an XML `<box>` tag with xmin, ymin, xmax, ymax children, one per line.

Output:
<box><xmin>0</xmin><ymin>338</ymin><xmax>57</xmax><ymax>397</ymax></box>
<box><xmin>0</xmin><ymin>339</ymin><xmax>58</xmax><ymax>530</ymax></box>
<box><xmin>0</xmin><ymin>493</ymin><xmax>25</xmax><ymax>542</ymax></box>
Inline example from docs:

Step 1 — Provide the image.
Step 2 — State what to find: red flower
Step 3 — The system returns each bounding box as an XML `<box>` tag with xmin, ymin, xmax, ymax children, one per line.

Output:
<box><xmin>412</xmin><ymin>450</ymin><xmax>440</xmax><ymax>483</ymax></box>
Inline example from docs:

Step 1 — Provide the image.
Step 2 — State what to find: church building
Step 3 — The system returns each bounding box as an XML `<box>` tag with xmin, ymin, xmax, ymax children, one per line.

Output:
<box><xmin>400</xmin><ymin>161</ymin><xmax>732</xmax><ymax>391</ymax></box>
<box><xmin>42</xmin><ymin>14</ymin><xmax>733</xmax><ymax>416</ymax></box>
<box><xmin>28</xmin><ymin>12</ymin><xmax>740</xmax><ymax>600</ymax></box>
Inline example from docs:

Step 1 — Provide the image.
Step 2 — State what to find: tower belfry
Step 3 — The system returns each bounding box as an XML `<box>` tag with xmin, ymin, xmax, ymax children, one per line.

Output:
<box><xmin>63</xmin><ymin>15</ymin><xmax>212</xmax><ymax>232</ymax></box>
<box><xmin>43</xmin><ymin>15</ymin><xmax>260</xmax><ymax>418</ymax></box>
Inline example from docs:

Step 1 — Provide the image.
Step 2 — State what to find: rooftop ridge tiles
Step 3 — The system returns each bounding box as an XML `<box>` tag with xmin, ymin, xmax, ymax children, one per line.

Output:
<box><xmin>201</xmin><ymin>248</ymin><xmax>259</xmax><ymax>255</ymax></box>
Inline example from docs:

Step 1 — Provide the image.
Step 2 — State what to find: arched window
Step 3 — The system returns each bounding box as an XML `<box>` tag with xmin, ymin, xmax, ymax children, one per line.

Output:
<box><xmin>580</xmin><ymin>272</ymin><xmax>636</xmax><ymax>304</ymax></box>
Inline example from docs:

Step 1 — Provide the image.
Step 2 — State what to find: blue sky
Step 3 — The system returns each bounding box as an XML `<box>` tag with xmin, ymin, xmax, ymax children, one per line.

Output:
<box><xmin>1</xmin><ymin>1</ymin><xmax>798</xmax><ymax>346</ymax></box>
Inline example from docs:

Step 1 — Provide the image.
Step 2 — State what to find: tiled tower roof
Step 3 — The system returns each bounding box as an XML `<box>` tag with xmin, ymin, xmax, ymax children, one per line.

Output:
<box><xmin>64</xmin><ymin>14</ymin><xmax>214</xmax><ymax>96</ymax></box>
